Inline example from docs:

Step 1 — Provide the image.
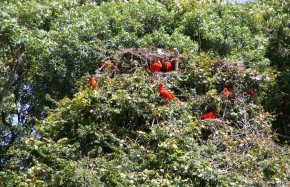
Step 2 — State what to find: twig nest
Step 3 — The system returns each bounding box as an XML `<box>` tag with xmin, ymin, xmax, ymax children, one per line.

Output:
<box><xmin>114</xmin><ymin>47</ymin><xmax>180</xmax><ymax>73</ymax></box>
<box><xmin>211</xmin><ymin>60</ymin><xmax>245</xmax><ymax>75</ymax></box>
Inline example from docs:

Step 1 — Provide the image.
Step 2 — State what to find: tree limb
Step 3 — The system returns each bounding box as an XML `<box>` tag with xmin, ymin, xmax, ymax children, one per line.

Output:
<box><xmin>1</xmin><ymin>111</ymin><xmax>16</xmax><ymax>146</ymax></box>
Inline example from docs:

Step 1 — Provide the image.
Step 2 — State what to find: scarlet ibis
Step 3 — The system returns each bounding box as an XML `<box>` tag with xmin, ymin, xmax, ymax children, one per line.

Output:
<box><xmin>222</xmin><ymin>87</ymin><xmax>232</xmax><ymax>96</ymax></box>
<box><xmin>248</xmin><ymin>90</ymin><xmax>255</xmax><ymax>96</ymax></box>
<box><xmin>101</xmin><ymin>61</ymin><xmax>107</xmax><ymax>67</ymax></box>
<box><xmin>89</xmin><ymin>77</ymin><xmax>97</xmax><ymax>89</ymax></box>
<box><xmin>110</xmin><ymin>63</ymin><xmax>115</xmax><ymax>70</ymax></box>
<box><xmin>201</xmin><ymin>112</ymin><xmax>216</xmax><ymax>120</ymax></box>
<box><xmin>158</xmin><ymin>83</ymin><xmax>174</xmax><ymax>102</ymax></box>
<box><xmin>163</xmin><ymin>61</ymin><xmax>173</xmax><ymax>71</ymax></box>
<box><xmin>101</xmin><ymin>61</ymin><xmax>115</xmax><ymax>70</ymax></box>
<box><xmin>150</xmin><ymin>60</ymin><xmax>162</xmax><ymax>73</ymax></box>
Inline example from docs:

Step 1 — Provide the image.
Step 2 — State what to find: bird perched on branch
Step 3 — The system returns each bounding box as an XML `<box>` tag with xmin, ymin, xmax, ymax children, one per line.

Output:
<box><xmin>222</xmin><ymin>87</ymin><xmax>232</xmax><ymax>96</ymax></box>
<box><xmin>150</xmin><ymin>60</ymin><xmax>162</xmax><ymax>73</ymax></box>
<box><xmin>163</xmin><ymin>61</ymin><xmax>173</xmax><ymax>71</ymax></box>
<box><xmin>89</xmin><ymin>77</ymin><xmax>97</xmax><ymax>89</ymax></box>
<box><xmin>248</xmin><ymin>90</ymin><xmax>256</xmax><ymax>96</ymax></box>
<box><xmin>201</xmin><ymin>112</ymin><xmax>216</xmax><ymax>120</ymax></box>
<box><xmin>101</xmin><ymin>60</ymin><xmax>115</xmax><ymax>70</ymax></box>
<box><xmin>158</xmin><ymin>83</ymin><xmax>174</xmax><ymax>103</ymax></box>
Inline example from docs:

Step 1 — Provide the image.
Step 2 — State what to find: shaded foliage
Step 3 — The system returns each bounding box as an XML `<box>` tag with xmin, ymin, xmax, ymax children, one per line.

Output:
<box><xmin>259</xmin><ymin>0</ymin><xmax>290</xmax><ymax>140</ymax></box>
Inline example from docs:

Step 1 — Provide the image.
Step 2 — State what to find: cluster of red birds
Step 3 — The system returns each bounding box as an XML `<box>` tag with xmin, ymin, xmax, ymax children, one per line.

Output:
<box><xmin>150</xmin><ymin>60</ymin><xmax>173</xmax><ymax>72</ymax></box>
<box><xmin>149</xmin><ymin>60</ymin><xmax>175</xmax><ymax>103</ymax></box>
<box><xmin>89</xmin><ymin>76</ymin><xmax>97</xmax><ymax>89</ymax></box>
<box><xmin>88</xmin><ymin>61</ymin><xmax>115</xmax><ymax>89</ymax></box>
<box><xmin>89</xmin><ymin>60</ymin><xmax>256</xmax><ymax>120</ymax></box>
<box><xmin>222</xmin><ymin>87</ymin><xmax>255</xmax><ymax>97</ymax></box>
<box><xmin>89</xmin><ymin>79</ymin><xmax>175</xmax><ymax>103</ymax></box>
<box><xmin>201</xmin><ymin>87</ymin><xmax>256</xmax><ymax>120</ymax></box>
<box><xmin>101</xmin><ymin>60</ymin><xmax>115</xmax><ymax>70</ymax></box>
<box><xmin>222</xmin><ymin>87</ymin><xmax>256</xmax><ymax>97</ymax></box>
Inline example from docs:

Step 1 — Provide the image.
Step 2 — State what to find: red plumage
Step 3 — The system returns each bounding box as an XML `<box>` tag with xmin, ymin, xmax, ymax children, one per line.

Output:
<box><xmin>222</xmin><ymin>87</ymin><xmax>232</xmax><ymax>96</ymax></box>
<box><xmin>201</xmin><ymin>112</ymin><xmax>216</xmax><ymax>120</ymax></box>
<box><xmin>109</xmin><ymin>63</ymin><xmax>115</xmax><ymax>70</ymax></box>
<box><xmin>248</xmin><ymin>90</ymin><xmax>255</xmax><ymax>96</ymax></box>
<box><xmin>101</xmin><ymin>61</ymin><xmax>107</xmax><ymax>67</ymax></box>
<box><xmin>163</xmin><ymin>61</ymin><xmax>173</xmax><ymax>71</ymax></box>
<box><xmin>101</xmin><ymin>61</ymin><xmax>115</xmax><ymax>70</ymax></box>
<box><xmin>89</xmin><ymin>77</ymin><xmax>97</xmax><ymax>89</ymax></box>
<box><xmin>158</xmin><ymin>83</ymin><xmax>174</xmax><ymax>100</ymax></box>
<box><xmin>150</xmin><ymin>60</ymin><xmax>162</xmax><ymax>72</ymax></box>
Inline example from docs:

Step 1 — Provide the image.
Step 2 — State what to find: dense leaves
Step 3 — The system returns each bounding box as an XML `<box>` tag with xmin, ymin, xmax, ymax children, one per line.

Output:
<box><xmin>0</xmin><ymin>0</ymin><xmax>290</xmax><ymax>186</ymax></box>
<box><xmin>18</xmin><ymin>62</ymin><xmax>289</xmax><ymax>186</ymax></box>
<box><xmin>260</xmin><ymin>0</ymin><xmax>290</xmax><ymax>138</ymax></box>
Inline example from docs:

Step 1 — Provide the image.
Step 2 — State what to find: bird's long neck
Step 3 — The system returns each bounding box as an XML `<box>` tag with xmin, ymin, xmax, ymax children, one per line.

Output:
<box><xmin>158</xmin><ymin>84</ymin><xmax>163</xmax><ymax>92</ymax></box>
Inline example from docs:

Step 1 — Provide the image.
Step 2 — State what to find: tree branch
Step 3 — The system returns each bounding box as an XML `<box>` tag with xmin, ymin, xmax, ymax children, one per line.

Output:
<box><xmin>1</xmin><ymin>111</ymin><xmax>16</xmax><ymax>146</ymax></box>
<box><xmin>0</xmin><ymin>52</ymin><xmax>24</xmax><ymax>111</ymax></box>
<box><xmin>172</xmin><ymin>48</ymin><xmax>179</xmax><ymax>72</ymax></box>
<box><xmin>276</xmin><ymin>133</ymin><xmax>290</xmax><ymax>140</ymax></box>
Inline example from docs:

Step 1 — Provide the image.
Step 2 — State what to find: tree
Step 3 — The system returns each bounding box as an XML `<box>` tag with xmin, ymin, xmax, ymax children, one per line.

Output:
<box><xmin>0</xmin><ymin>11</ymin><xmax>35</xmax><ymax>172</ymax></box>
<box><xmin>0</xmin><ymin>0</ymin><xmax>290</xmax><ymax>186</ymax></box>
<box><xmin>254</xmin><ymin>0</ymin><xmax>290</xmax><ymax>140</ymax></box>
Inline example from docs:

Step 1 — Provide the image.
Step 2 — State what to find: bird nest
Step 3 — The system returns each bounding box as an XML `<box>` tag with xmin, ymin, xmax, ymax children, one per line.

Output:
<box><xmin>94</xmin><ymin>47</ymin><xmax>180</xmax><ymax>79</ymax></box>
<box><xmin>112</xmin><ymin>47</ymin><xmax>180</xmax><ymax>73</ymax></box>
<box><xmin>116</xmin><ymin>47</ymin><xmax>175</xmax><ymax>64</ymax></box>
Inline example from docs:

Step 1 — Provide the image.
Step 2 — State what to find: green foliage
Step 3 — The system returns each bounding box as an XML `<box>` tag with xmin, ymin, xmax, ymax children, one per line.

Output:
<box><xmin>254</xmin><ymin>0</ymin><xmax>290</xmax><ymax>140</ymax></box>
<box><xmin>9</xmin><ymin>0</ymin><xmax>181</xmax><ymax>117</ymax></box>
<box><xmin>0</xmin><ymin>0</ymin><xmax>81</xmax><ymax>30</ymax></box>
<box><xmin>0</xmin><ymin>8</ymin><xmax>38</xmax><ymax>174</ymax></box>
<box><xmin>180</xmin><ymin>1</ymin><xmax>270</xmax><ymax>69</ymax></box>
<box><xmin>9</xmin><ymin>55</ymin><xmax>288</xmax><ymax>186</ymax></box>
<box><xmin>1</xmin><ymin>0</ymin><xmax>290</xmax><ymax>186</ymax></box>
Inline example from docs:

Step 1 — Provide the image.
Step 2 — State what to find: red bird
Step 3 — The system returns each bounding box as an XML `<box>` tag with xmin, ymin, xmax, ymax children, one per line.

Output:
<box><xmin>163</xmin><ymin>61</ymin><xmax>173</xmax><ymax>71</ymax></box>
<box><xmin>150</xmin><ymin>60</ymin><xmax>162</xmax><ymax>73</ymax></box>
<box><xmin>109</xmin><ymin>63</ymin><xmax>115</xmax><ymax>70</ymax></box>
<box><xmin>158</xmin><ymin>83</ymin><xmax>174</xmax><ymax>102</ymax></box>
<box><xmin>248</xmin><ymin>90</ymin><xmax>255</xmax><ymax>96</ymax></box>
<box><xmin>101</xmin><ymin>61</ymin><xmax>115</xmax><ymax>70</ymax></box>
<box><xmin>89</xmin><ymin>77</ymin><xmax>97</xmax><ymax>89</ymax></box>
<box><xmin>222</xmin><ymin>87</ymin><xmax>232</xmax><ymax>96</ymax></box>
<box><xmin>201</xmin><ymin>112</ymin><xmax>216</xmax><ymax>120</ymax></box>
<box><xmin>101</xmin><ymin>61</ymin><xmax>107</xmax><ymax>67</ymax></box>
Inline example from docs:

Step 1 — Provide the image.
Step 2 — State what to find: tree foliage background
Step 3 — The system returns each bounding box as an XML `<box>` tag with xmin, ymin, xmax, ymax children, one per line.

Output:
<box><xmin>0</xmin><ymin>0</ymin><xmax>289</xmax><ymax>186</ymax></box>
